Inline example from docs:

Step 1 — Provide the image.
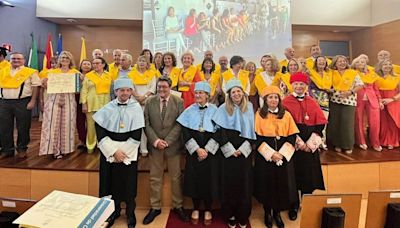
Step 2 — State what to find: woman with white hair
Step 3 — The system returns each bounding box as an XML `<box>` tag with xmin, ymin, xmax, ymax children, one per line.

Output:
<box><xmin>127</xmin><ymin>55</ymin><xmax>157</xmax><ymax>155</ymax></box>
<box><xmin>351</xmin><ymin>56</ymin><xmax>382</xmax><ymax>151</ymax></box>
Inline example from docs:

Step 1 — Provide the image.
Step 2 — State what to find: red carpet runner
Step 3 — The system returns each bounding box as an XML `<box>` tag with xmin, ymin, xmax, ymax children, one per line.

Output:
<box><xmin>166</xmin><ymin>210</ymin><xmax>252</xmax><ymax>228</ymax></box>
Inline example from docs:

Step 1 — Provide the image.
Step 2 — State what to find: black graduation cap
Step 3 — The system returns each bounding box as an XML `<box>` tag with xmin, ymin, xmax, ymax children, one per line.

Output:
<box><xmin>0</xmin><ymin>47</ymin><xmax>7</xmax><ymax>57</ymax></box>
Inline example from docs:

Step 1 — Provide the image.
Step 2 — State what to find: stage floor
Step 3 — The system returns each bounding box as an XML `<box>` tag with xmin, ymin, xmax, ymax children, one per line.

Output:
<box><xmin>0</xmin><ymin>120</ymin><xmax>400</xmax><ymax>171</ymax></box>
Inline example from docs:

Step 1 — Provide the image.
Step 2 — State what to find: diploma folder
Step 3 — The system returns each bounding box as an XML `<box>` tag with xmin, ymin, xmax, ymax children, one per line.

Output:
<box><xmin>46</xmin><ymin>73</ymin><xmax>81</xmax><ymax>94</ymax></box>
<box><xmin>13</xmin><ymin>190</ymin><xmax>114</xmax><ymax>228</ymax></box>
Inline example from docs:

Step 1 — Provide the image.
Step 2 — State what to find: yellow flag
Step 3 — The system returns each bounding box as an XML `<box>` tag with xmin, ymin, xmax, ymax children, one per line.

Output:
<box><xmin>79</xmin><ymin>37</ymin><xmax>87</xmax><ymax>64</ymax></box>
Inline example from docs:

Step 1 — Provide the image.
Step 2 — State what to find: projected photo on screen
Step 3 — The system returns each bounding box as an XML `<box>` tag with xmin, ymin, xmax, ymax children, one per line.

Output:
<box><xmin>143</xmin><ymin>0</ymin><xmax>291</xmax><ymax>63</ymax></box>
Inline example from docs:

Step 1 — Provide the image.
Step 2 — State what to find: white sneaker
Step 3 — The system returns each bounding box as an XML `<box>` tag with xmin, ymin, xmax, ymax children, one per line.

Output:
<box><xmin>359</xmin><ymin>144</ymin><xmax>368</xmax><ymax>150</ymax></box>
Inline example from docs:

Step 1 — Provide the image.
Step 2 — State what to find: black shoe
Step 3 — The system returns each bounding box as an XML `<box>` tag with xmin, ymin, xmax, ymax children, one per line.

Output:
<box><xmin>273</xmin><ymin>211</ymin><xmax>284</xmax><ymax>228</ymax></box>
<box><xmin>227</xmin><ymin>217</ymin><xmax>236</xmax><ymax>227</ymax></box>
<box><xmin>288</xmin><ymin>209</ymin><xmax>298</xmax><ymax>221</ymax></box>
<box><xmin>127</xmin><ymin>215</ymin><xmax>136</xmax><ymax>228</ymax></box>
<box><xmin>264</xmin><ymin>212</ymin><xmax>273</xmax><ymax>228</ymax></box>
<box><xmin>77</xmin><ymin>144</ymin><xmax>87</xmax><ymax>152</ymax></box>
<box><xmin>142</xmin><ymin>209</ymin><xmax>161</xmax><ymax>225</ymax></box>
<box><xmin>107</xmin><ymin>210</ymin><xmax>121</xmax><ymax>227</ymax></box>
<box><xmin>0</xmin><ymin>154</ymin><xmax>12</xmax><ymax>159</ymax></box>
<box><xmin>173</xmin><ymin>207</ymin><xmax>189</xmax><ymax>223</ymax></box>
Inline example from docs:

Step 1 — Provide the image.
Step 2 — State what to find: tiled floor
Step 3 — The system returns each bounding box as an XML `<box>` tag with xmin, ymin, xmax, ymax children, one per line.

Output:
<box><xmin>113</xmin><ymin>199</ymin><xmax>367</xmax><ymax>228</ymax></box>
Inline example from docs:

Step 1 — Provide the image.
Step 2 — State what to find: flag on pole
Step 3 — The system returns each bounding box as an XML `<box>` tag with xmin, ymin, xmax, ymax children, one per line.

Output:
<box><xmin>42</xmin><ymin>34</ymin><xmax>54</xmax><ymax>69</ymax></box>
<box><xmin>28</xmin><ymin>33</ymin><xmax>38</xmax><ymax>70</ymax></box>
<box><xmin>56</xmin><ymin>33</ymin><xmax>62</xmax><ymax>55</ymax></box>
<box><xmin>80</xmin><ymin>36</ymin><xmax>87</xmax><ymax>64</ymax></box>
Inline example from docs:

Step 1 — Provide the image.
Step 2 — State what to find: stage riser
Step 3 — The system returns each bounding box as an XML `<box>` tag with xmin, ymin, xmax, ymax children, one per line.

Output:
<box><xmin>1</xmin><ymin>161</ymin><xmax>400</xmax><ymax>207</ymax></box>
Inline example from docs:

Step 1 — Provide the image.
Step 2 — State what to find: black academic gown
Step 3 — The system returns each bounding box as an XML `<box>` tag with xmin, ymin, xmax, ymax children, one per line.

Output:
<box><xmin>253</xmin><ymin>134</ymin><xmax>298</xmax><ymax>211</ymax></box>
<box><xmin>294</xmin><ymin>124</ymin><xmax>325</xmax><ymax>193</ymax></box>
<box><xmin>182</xmin><ymin>127</ymin><xmax>220</xmax><ymax>201</ymax></box>
<box><xmin>95</xmin><ymin>123</ymin><xmax>142</xmax><ymax>204</ymax></box>
<box><xmin>216</xmin><ymin>127</ymin><xmax>253</xmax><ymax>223</ymax></box>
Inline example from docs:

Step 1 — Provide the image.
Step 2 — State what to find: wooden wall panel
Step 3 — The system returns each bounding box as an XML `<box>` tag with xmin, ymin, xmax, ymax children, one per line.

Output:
<box><xmin>88</xmin><ymin>172</ymin><xmax>99</xmax><ymax>197</ymax></box>
<box><xmin>292</xmin><ymin>29</ymin><xmax>351</xmax><ymax>59</ymax></box>
<box><xmin>351</xmin><ymin>19</ymin><xmax>400</xmax><ymax>64</ymax></box>
<box><xmin>59</xmin><ymin>25</ymin><xmax>142</xmax><ymax>64</ymax></box>
<box><xmin>0</xmin><ymin>168</ymin><xmax>31</xmax><ymax>199</ymax></box>
<box><xmin>327</xmin><ymin>163</ymin><xmax>380</xmax><ymax>198</ymax></box>
<box><xmin>379</xmin><ymin>161</ymin><xmax>400</xmax><ymax>190</ymax></box>
<box><xmin>31</xmin><ymin>170</ymin><xmax>89</xmax><ymax>200</ymax></box>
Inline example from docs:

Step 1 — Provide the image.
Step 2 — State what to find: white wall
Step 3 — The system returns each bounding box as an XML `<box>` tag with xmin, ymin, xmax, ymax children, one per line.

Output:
<box><xmin>371</xmin><ymin>0</ymin><xmax>400</xmax><ymax>25</ymax></box>
<box><xmin>291</xmin><ymin>0</ymin><xmax>371</xmax><ymax>26</ymax></box>
<box><xmin>37</xmin><ymin>0</ymin><xmax>400</xmax><ymax>26</ymax></box>
<box><xmin>36</xmin><ymin>0</ymin><xmax>142</xmax><ymax>20</ymax></box>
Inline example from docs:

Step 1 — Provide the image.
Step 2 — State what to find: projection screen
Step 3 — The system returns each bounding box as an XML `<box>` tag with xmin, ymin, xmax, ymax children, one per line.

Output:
<box><xmin>143</xmin><ymin>0</ymin><xmax>291</xmax><ymax>64</ymax></box>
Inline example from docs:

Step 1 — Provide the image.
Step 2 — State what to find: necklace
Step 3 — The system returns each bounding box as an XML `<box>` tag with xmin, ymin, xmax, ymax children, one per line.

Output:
<box><xmin>119</xmin><ymin>105</ymin><xmax>127</xmax><ymax>129</ymax></box>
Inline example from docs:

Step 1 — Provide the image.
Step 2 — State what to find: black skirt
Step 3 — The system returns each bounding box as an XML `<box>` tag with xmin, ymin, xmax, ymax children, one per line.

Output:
<box><xmin>253</xmin><ymin>151</ymin><xmax>298</xmax><ymax>210</ymax></box>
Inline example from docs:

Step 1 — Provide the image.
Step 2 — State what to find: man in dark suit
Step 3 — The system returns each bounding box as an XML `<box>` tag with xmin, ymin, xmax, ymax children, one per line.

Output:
<box><xmin>143</xmin><ymin>76</ymin><xmax>189</xmax><ymax>224</ymax></box>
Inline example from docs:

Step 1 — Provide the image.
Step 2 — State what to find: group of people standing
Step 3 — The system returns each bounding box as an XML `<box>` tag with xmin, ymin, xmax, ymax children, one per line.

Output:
<box><xmin>0</xmin><ymin>44</ymin><xmax>399</xmax><ymax>228</ymax></box>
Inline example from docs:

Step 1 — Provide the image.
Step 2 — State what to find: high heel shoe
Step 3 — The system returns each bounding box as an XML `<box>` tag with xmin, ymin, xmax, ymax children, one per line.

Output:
<box><xmin>264</xmin><ymin>211</ymin><xmax>273</xmax><ymax>228</ymax></box>
<box><xmin>191</xmin><ymin>210</ymin><xmax>199</xmax><ymax>225</ymax></box>
<box><xmin>273</xmin><ymin>210</ymin><xmax>284</xmax><ymax>228</ymax></box>
<box><xmin>204</xmin><ymin>211</ymin><xmax>212</xmax><ymax>226</ymax></box>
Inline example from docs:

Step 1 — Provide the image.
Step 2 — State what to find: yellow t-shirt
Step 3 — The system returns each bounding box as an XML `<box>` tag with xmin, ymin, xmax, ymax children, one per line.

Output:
<box><xmin>85</xmin><ymin>70</ymin><xmax>112</xmax><ymax>94</ymax></box>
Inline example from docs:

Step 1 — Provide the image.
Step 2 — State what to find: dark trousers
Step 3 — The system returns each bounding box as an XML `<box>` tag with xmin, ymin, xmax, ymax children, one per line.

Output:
<box><xmin>192</xmin><ymin>198</ymin><xmax>212</xmax><ymax>211</ymax></box>
<box><xmin>114</xmin><ymin>199</ymin><xmax>136</xmax><ymax>217</ymax></box>
<box><xmin>0</xmin><ymin>98</ymin><xmax>32</xmax><ymax>155</ymax></box>
<box><xmin>75</xmin><ymin>94</ymin><xmax>86</xmax><ymax>143</ymax></box>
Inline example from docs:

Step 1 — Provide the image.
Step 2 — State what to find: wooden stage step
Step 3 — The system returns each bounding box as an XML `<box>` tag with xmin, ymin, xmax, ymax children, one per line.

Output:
<box><xmin>0</xmin><ymin>120</ymin><xmax>399</xmax><ymax>206</ymax></box>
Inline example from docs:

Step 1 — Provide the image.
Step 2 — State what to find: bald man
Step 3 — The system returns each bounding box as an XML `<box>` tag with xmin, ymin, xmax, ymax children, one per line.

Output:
<box><xmin>279</xmin><ymin>47</ymin><xmax>295</xmax><ymax>72</ymax></box>
<box><xmin>377</xmin><ymin>50</ymin><xmax>400</xmax><ymax>75</ymax></box>
<box><xmin>109</xmin><ymin>49</ymin><xmax>123</xmax><ymax>80</ymax></box>
<box><xmin>92</xmin><ymin>49</ymin><xmax>104</xmax><ymax>59</ymax></box>
<box><xmin>197</xmin><ymin>50</ymin><xmax>221</xmax><ymax>72</ymax></box>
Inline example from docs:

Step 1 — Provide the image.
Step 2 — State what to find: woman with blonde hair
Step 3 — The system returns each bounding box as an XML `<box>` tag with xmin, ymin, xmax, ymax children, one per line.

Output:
<box><xmin>245</xmin><ymin>61</ymin><xmax>259</xmax><ymax>112</ymax></box>
<box><xmin>178</xmin><ymin>51</ymin><xmax>203</xmax><ymax>108</ymax></box>
<box><xmin>80</xmin><ymin>57</ymin><xmax>112</xmax><ymax>153</ymax></box>
<box><xmin>351</xmin><ymin>56</ymin><xmax>382</xmax><ymax>151</ymax></box>
<box><xmin>254</xmin><ymin>57</ymin><xmax>282</xmax><ymax>98</ymax></box>
<box><xmin>39</xmin><ymin>51</ymin><xmax>80</xmax><ymax>158</ymax></box>
<box><xmin>327</xmin><ymin>55</ymin><xmax>363</xmax><ymax>154</ymax></box>
<box><xmin>374</xmin><ymin>59</ymin><xmax>400</xmax><ymax>149</ymax></box>
<box><xmin>274</xmin><ymin>58</ymin><xmax>301</xmax><ymax>97</ymax></box>
<box><xmin>128</xmin><ymin>55</ymin><xmax>157</xmax><ymax>155</ymax></box>
<box><xmin>212</xmin><ymin>79</ymin><xmax>255</xmax><ymax>228</ymax></box>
